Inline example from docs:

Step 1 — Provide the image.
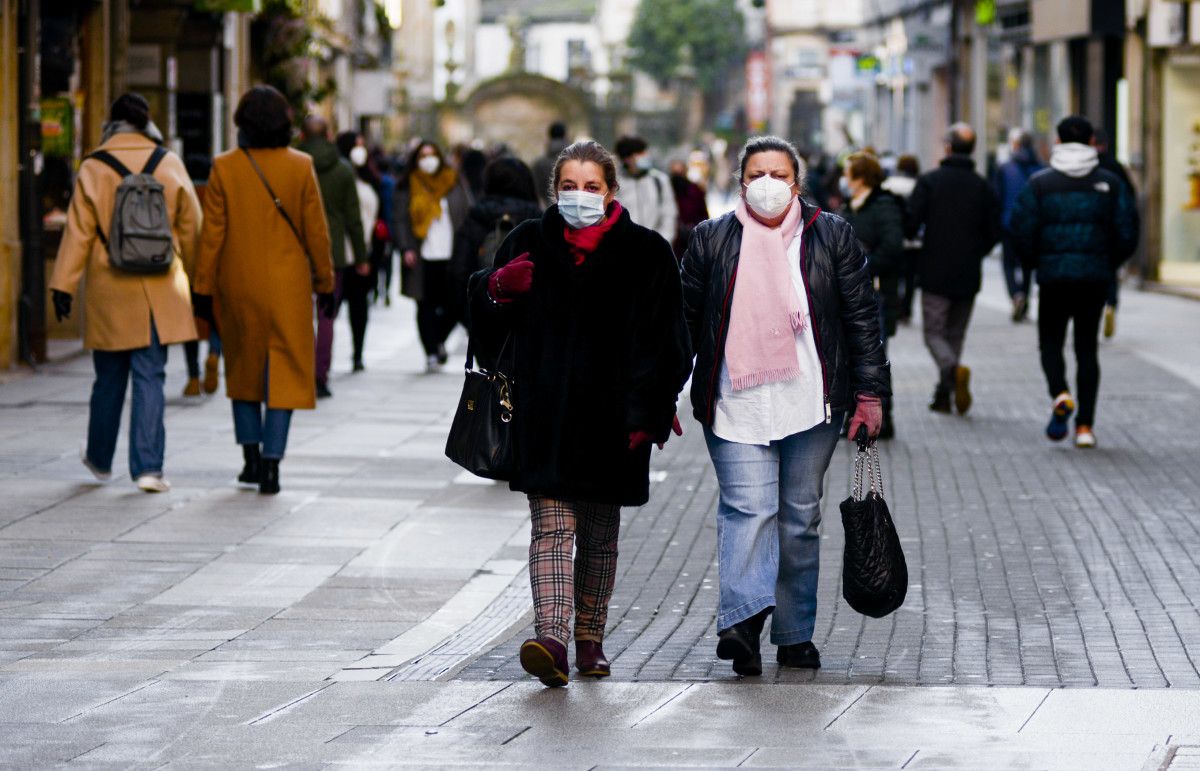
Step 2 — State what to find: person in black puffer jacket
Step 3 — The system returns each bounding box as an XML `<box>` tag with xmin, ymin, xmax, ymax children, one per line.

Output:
<box><xmin>682</xmin><ymin>136</ymin><xmax>889</xmax><ymax>678</ymax></box>
<box><xmin>468</xmin><ymin>140</ymin><xmax>692</xmax><ymax>688</ymax></box>
<box><xmin>1009</xmin><ymin>115</ymin><xmax>1139</xmax><ymax>449</ymax></box>
<box><xmin>451</xmin><ymin>156</ymin><xmax>542</xmax><ymax>328</ymax></box>
<box><xmin>841</xmin><ymin>151</ymin><xmax>905</xmax><ymax>439</ymax></box>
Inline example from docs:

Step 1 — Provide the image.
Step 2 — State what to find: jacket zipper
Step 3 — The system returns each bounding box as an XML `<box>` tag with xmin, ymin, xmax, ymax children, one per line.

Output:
<box><xmin>797</xmin><ymin>209</ymin><xmax>831</xmax><ymax>423</ymax></box>
<box><xmin>705</xmin><ymin>265</ymin><xmax>739</xmax><ymax>424</ymax></box>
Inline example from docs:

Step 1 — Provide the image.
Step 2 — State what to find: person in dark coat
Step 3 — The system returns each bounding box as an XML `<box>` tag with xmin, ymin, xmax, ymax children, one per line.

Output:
<box><xmin>531</xmin><ymin>121</ymin><xmax>569</xmax><ymax>209</ymax></box>
<box><xmin>842</xmin><ymin>151</ymin><xmax>904</xmax><ymax>438</ymax></box>
<box><xmin>682</xmin><ymin>136</ymin><xmax>890</xmax><ymax>678</ymax></box>
<box><xmin>881</xmin><ymin>154</ymin><xmax>921</xmax><ymax>323</ymax></box>
<box><xmin>1093</xmin><ymin>127</ymin><xmax>1136</xmax><ymax>338</ymax></box>
<box><xmin>393</xmin><ymin>141</ymin><xmax>473</xmax><ymax>372</ymax></box>
<box><xmin>906</xmin><ymin>122</ymin><xmax>1001</xmax><ymax>415</ymax></box>
<box><xmin>668</xmin><ymin>159</ymin><xmax>710</xmax><ymax>261</ymax></box>
<box><xmin>450</xmin><ymin>156</ymin><xmax>542</xmax><ymax>326</ymax></box>
<box><xmin>994</xmin><ymin>128</ymin><xmax>1043</xmax><ymax>322</ymax></box>
<box><xmin>1009</xmin><ymin>116</ymin><xmax>1139</xmax><ymax>449</ymax></box>
<box><xmin>467</xmin><ymin>140</ymin><xmax>691</xmax><ymax>688</ymax></box>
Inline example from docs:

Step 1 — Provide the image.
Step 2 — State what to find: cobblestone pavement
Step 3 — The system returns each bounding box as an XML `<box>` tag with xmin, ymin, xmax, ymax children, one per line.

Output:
<box><xmin>459</xmin><ymin>270</ymin><xmax>1200</xmax><ymax>688</ymax></box>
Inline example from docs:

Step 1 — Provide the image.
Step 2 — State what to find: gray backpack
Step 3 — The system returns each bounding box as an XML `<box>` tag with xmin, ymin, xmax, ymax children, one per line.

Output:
<box><xmin>89</xmin><ymin>146</ymin><xmax>174</xmax><ymax>273</ymax></box>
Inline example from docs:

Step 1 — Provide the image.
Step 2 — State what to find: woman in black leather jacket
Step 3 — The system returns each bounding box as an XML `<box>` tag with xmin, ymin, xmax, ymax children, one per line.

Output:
<box><xmin>681</xmin><ymin>135</ymin><xmax>889</xmax><ymax>677</ymax></box>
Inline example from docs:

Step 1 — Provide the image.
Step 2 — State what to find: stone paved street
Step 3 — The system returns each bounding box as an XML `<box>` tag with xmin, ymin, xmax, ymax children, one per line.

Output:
<box><xmin>1</xmin><ymin>263</ymin><xmax>1200</xmax><ymax>767</ymax></box>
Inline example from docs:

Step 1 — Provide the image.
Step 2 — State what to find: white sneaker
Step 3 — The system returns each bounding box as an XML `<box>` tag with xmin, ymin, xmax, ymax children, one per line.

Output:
<box><xmin>135</xmin><ymin>474</ymin><xmax>171</xmax><ymax>493</ymax></box>
<box><xmin>1075</xmin><ymin>427</ymin><xmax>1097</xmax><ymax>449</ymax></box>
<box><xmin>425</xmin><ymin>355</ymin><xmax>441</xmax><ymax>374</ymax></box>
<box><xmin>80</xmin><ymin>443</ymin><xmax>111</xmax><ymax>481</ymax></box>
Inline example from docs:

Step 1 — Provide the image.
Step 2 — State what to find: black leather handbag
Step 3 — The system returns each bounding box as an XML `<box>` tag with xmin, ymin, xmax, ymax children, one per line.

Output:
<box><xmin>839</xmin><ymin>434</ymin><xmax>908</xmax><ymax>618</ymax></box>
<box><xmin>445</xmin><ymin>336</ymin><xmax>516</xmax><ymax>480</ymax></box>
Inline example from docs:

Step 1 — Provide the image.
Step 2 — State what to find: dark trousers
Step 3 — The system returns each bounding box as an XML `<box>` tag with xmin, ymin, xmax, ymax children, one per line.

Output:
<box><xmin>416</xmin><ymin>260</ymin><xmax>456</xmax><ymax>356</ymax></box>
<box><xmin>921</xmin><ymin>292</ymin><xmax>975</xmax><ymax>389</ymax></box>
<box><xmin>1038</xmin><ymin>281</ymin><xmax>1107</xmax><ymax>427</ymax></box>
<box><xmin>1001</xmin><ymin>235</ymin><xmax>1032</xmax><ymax>299</ymax></box>
<box><xmin>184</xmin><ymin>330</ymin><xmax>223</xmax><ymax>378</ymax></box>
<box><xmin>899</xmin><ymin>248</ymin><xmax>918</xmax><ymax>319</ymax></box>
<box><xmin>342</xmin><ymin>266</ymin><xmax>372</xmax><ymax>365</ymax></box>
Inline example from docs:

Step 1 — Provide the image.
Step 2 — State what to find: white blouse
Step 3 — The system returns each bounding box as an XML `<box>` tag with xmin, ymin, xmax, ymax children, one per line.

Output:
<box><xmin>710</xmin><ymin>221</ymin><xmax>828</xmax><ymax>446</ymax></box>
<box><xmin>421</xmin><ymin>198</ymin><xmax>454</xmax><ymax>261</ymax></box>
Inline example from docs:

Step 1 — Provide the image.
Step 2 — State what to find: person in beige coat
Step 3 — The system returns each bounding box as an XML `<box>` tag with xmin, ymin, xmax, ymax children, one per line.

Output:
<box><xmin>49</xmin><ymin>93</ymin><xmax>201</xmax><ymax>494</ymax></box>
<box><xmin>193</xmin><ymin>85</ymin><xmax>336</xmax><ymax>495</ymax></box>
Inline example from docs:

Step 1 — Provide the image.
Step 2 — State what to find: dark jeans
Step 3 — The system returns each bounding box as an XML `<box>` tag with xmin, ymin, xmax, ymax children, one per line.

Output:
<box><xmin>184</xmin><ymin>330</ymin><xmax>223</xmax><ymax>379</ymax></box>
<box><xmin>87</xmin><ymin>322</ymin><xmax>168</xmax><ymax>478</ymax></box>
<box><xmin>342</xmin><ymin>266</ymin><xmax>372</xmax><ymax>365</ymax></box>
<box><xmin>231</xmin><ymin>362</ymin><xmax>292</xmax><ymax>459</ymax></box>
<box><xmin>417</xmin><ymin>260</ymin><xmax>457</xmax><ymax>356</ymax></box>
<box><xmin>1038</xmin><ymin>281</ymin><xmax>1107</xmax><ymax>426</ymax></box>
<box><xmin>1001</xmin><ymin>235</ymin><xmax>1032</xmax><ymax>300</ymax></box>
<box><xmin>372</xmin><ymin>236</ymin><xmax>393</xmax><ymax>302</ymax></box>
<box><xmin>899</xmin><ymin>248</ymin><xmax>918</xmax><ymax>319</ymax></box>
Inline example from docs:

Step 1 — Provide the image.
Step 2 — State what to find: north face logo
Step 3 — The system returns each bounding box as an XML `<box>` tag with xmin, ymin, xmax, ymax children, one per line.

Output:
<box><xmin>1094</xmin><ymin>181</ymin><xmax>1111</xmax><ymax>193</ymax></box>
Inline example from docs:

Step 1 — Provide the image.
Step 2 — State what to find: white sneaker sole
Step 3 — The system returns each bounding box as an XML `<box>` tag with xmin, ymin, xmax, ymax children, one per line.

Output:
<box><xmin>136</xmin><ymin>475</ymin><xmax>171</xmax><ymax>493</ymax></box>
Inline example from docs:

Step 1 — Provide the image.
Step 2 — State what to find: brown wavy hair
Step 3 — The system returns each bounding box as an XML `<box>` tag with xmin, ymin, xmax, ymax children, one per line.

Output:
<box><xmin>549</xmin><ymin>140</ymin><xmax>620</xmax><ymax>202</ymax></box>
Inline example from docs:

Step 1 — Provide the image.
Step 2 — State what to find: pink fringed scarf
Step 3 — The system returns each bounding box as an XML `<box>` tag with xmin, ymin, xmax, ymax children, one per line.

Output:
<box><xmin>726</xmin><ymin>198</ymin><xmax>806</xmax><ymax>391</ymax></box>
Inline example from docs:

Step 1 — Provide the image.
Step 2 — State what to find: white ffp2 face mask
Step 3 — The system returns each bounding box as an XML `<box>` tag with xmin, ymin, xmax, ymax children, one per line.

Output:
<box><xmin>743</xmin><ymin>175</ymin><xmax>796</xmax><ymax>219</ymax></box>
<box><xmin>417</xmin><ymin>156</ymin><xmax>441</xmax><ymax>175</ymax></box>
<box><xmin>557</xmin><ymin>190</ymin><xmax>608</xmax><ymax>229</ymax></box>
<box><xmin>349</xmin><ymin>146</ymin><xmax>368</xmax><ymax>167</ymax></box>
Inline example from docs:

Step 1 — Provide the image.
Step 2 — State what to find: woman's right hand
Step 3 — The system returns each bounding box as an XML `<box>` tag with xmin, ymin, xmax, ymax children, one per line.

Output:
<box><xmin>488</xmin><ymin>252</ymin><xmax>534</xmax><ymax>302</ymax></box>
<box><xmin>403</xmin><ymin>249</ymin><xmax>418</xmax><ymax>269</ymax></box>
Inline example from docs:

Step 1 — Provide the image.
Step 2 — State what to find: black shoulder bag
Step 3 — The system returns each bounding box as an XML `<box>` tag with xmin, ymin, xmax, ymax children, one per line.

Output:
<box><xmin>445</xmin><ymin>333</ymin><xmax>517</xmax><ymax>480</ymax></box>
<box><xmin>839</xmin><ymin>432</ymin><xmax>908</xmax><ymax>618</ymax></box>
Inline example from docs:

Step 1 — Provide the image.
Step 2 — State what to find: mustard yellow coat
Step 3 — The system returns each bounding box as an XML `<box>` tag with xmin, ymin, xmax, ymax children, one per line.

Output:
<box><xmin>49</xmin><ymin>133</ymin><xmax>201</xmax><ymax>351</ymax></box>
<box><xmin>194</xmin><ymin>147</ymin><xmax>335</xmax><ymax>410</ymax></box>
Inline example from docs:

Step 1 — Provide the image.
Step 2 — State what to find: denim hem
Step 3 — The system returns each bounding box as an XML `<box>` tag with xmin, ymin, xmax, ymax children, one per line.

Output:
<box><xmin>716</xmin><ymin>595</ymin><xmax>775</xmax><ymax>632</ymax></box>
<box><xmin>131</xmin><ymin>469</ymin><xmax>162</xmax><ymax>479</ymax></box>
<box><xmin>770</xmin><ymin>626</ymin><xmax>816</xmax><ymax>646</ymax></box>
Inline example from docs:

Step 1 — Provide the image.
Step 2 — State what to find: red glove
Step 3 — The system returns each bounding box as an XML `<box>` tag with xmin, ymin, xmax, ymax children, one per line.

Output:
<box><xmin>847</xmin><ymin>394</ymin><xmax>883</xmax><ymax>443</ymax></box>
<box><xmin>672</xmin><ymin>414</ymin><xmax>684</xmax><ymax>437</ymax></box>
<box><xmin>488</xmin><ymin>252</ymin><xmax>534</xmax><ymax>303</ymax></box>
<box><xmin>628</xmin><ymin>431</ymin><xmax>656</xmax><ymax>451</ymax></box>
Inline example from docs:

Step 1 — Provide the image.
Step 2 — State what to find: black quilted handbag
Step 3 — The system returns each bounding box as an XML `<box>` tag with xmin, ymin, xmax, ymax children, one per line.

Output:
<box><xmin>839</xmin><ymin>434</ymin><xmax>907</xmax><ymax>618</ymax></box>
<box><xmin>445</xmin><ymin>336</ymin><xmax>516</xmax><ymax>480</ymax></box>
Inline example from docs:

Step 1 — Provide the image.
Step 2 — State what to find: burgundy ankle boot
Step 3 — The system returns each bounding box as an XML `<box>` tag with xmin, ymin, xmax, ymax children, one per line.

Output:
<box><xmin>575</xmin><ymin>640</ymin><xmax>611</xmax><ymax>678</ymax></box>
<box><xmin>519</xmin><ymin>637</ymin><xmax>569</xmax><ymax>687</ymax></box>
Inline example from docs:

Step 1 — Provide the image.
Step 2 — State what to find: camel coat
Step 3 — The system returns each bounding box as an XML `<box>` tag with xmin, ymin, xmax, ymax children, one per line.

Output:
<box><xmin>194</xmin><ymin>147</ymin><xmax>335</xmax><ymax>410</ymax></box>
<box><xmin>49</xmin><ymin>132</ymin><xmax>201</xmax><ymax>351</ymax></box>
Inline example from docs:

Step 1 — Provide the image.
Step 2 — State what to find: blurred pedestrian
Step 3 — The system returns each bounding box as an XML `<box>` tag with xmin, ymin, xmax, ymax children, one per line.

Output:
<box><xmin>614</xmin><ymin>135</ymin><xmax>677</xmax><ymax>243</ymax></box>
<box><xmin>182</xmin><ymin>155</ymin><xmax>222</xmax><ymax>398</ymax></box>
<box><xmin>681</xmin><ymin>136</ymin><xmax>890</xmax><ymax>677</ymax></box>
<box><xmin>994</xmin><ymin>128</ymin><xmax>1043</xmax><ymax>322</ymax></box>
<box><xmin>193</xmin><ymin>85</ymin><xmax>336</xmax><ymax>494</ymax></box>
<box><xmin>668</xmin><ymin>159</ymin><xmax>710</xmax><ymax>261</ymax></box>
<box><xmin>450</xmin><ymin>156</ymin><xmax>542</xmax><ymax>327</ymax></box>
<box><xmin>336</xmin><ymin>130</ymin><xmax>379</xmax><ymax>372</ymax></box>
<box><xmin>881</xmin><ymin>154</ymin><xmax>920</xmax><ymax>323</ymax></box>
<box><xmin>1009</xmin><ymin>116</ymin><xmax>1139</xmax><ymax>449</ymax></box>
<box><xmin>467</xmin><ymin>140</ymin><xmax>691</xmax><ymax>687</ymax></box>
<box><xmin>842</xmin><ymin>151</ymin><xmax>904</xmax><ymax>439</ymax></box>
<box><xmin>1093</xmin><ymin>128</ymin><xmax>1136</xmax><ymax>339</ymax></box>
<box><xmin>371</xmin><ymin>147</ymin><xmax>398</xmax><ymax>305</ymax></box>
<box><xmin>49</xmin><ymin>92</ymin><xmax>202</xmax><ymax>493</ymax></box>
<box><xmin>906</xmin><ymin>122</ymin><xmax>1001</xmax><ymax>415</ymax></box>
<box><xmin>532</xmin><ymin>121</ymin><xmax>569</xmax><ymax>208</ymax></box>
<box><xmin>297</xmin><ymin>115</ymin><xmax>368</xmax><ymax>398</ymax></box>
<box><xmin>394</xmin><ymin>141</ymin><xmax>473</xmax><ymax>372</ymax></box>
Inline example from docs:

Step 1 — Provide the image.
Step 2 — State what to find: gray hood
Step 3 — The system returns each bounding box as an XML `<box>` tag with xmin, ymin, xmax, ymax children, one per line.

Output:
<box><xmin>1050</xmin><ymin>143</ymin><xmax>1099</xmax><ymax>178</ymax></box>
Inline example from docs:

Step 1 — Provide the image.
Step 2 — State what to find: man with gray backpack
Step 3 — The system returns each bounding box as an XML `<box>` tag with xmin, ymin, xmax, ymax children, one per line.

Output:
<box><xmin>49</xmin><ymin>93</ymin><xmax>202</xmax><ymax>493</ymax></box>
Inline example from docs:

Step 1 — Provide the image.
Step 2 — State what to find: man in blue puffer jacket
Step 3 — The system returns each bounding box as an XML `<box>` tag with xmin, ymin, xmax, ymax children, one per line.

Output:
<box><xmin>1010</xmin><ymin>115</ymin><xmax>1139</xmax><ymax>449</ymax></box>
<box><xmin>994</xmin><ymin>129</ymin><xmax>1043</xmax><ymax>322</ymax></box>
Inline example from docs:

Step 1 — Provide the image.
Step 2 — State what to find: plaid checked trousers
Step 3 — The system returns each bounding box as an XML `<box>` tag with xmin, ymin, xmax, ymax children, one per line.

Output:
<box><xmin>528</xmin><ymin>496</ymin><xmax>621</xmax><ymax>646</ymax></box>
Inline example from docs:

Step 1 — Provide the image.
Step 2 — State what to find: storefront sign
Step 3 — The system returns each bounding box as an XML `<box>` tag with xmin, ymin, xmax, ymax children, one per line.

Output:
<box><xmin>745</xmin><ymin>51</ymin><xmax>770</xmax><ymax>132</ymax></box>
<box><xmin>1148</xmin><ymin>0</ymin><xmax>1185</xmax><ymax>47</ymax></box>
<box><xmin>40</xmin><ymin>98</ymin><xmax>73</xmax><ymax>158</ymax></box>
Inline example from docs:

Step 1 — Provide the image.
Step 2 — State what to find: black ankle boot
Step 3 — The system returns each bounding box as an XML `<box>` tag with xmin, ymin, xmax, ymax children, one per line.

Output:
<box><xmin>716</xmin><ymin>606</ymin><xmax>772</xmax><ymax>677</ymax></box>
<box><xmin>259</xmin><ymin>459</ymin><xmax>280</xmax><ymax>495</ymax></box>
<box><xmin>238</xmin><ymin>444</ymin><xmax>261</xmax><ymax>485</ymax></box>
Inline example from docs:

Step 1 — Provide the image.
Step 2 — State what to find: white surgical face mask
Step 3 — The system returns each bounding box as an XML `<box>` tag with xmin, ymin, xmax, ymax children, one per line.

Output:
<box><xmin>635</xmin><ymin>154</ymin><xmax>653</xmax><ymax>172</ymax></box>
<box><xmin>557</xmin><ymin>190</ymin><xmax>607</xmax><ymax>229</ymax></box>
<box><xmin>417</xmin><ymin>155</ymin><xmax>441</xmax><ymax>175</ymax></box>
<box><xmin>686</xmin><ymin>167</ymin><xmax>704</xmax><ymax>184</ymax></box>
<box><xmin>743</xmin><ymin>175</ymin><xmax>796</xmax><ymax>219</ymax></box>
<box><xmin>838</xmin><ymin>176</ymin><xmax>853</xmax><ymax>198</ymax></box>
<box><xmin>349</xmin><ymin>146</ymin><xmax>368</xmax><ymax>167</ymax></box>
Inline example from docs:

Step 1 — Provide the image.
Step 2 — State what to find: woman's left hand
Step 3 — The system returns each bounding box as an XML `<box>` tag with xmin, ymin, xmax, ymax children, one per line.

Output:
<box><xmin>847</xmin><ymin>395</ymin><xmax>883</xmax><ymax>442</ymax></box>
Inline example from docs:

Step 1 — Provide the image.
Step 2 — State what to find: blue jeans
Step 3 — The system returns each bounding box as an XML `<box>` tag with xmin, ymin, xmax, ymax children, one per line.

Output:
<box><xmin>704</xmin><ymin>416</ymin><xmax>843</xmax><ymax>645</ymax></box>
<box><xmin>231</xmin><ymin>364</ymin><xmax>292</xmax><ymax>459</ymax></box>
<box><xmin>87</xmin><ymin>322</ymin><xmax>168</xmax><ymax>478</ymax></box>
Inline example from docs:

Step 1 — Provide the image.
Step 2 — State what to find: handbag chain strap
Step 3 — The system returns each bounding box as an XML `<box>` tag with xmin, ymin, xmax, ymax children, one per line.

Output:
<box><xmin>852</xmin><ymin>443</ymin><xmax>885</xmax><ymax>501</ymax></box>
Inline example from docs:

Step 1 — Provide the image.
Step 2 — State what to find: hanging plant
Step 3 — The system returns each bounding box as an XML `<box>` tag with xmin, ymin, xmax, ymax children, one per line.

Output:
<box><xmin>251</xmin><ymin>0</ymin><xmax>337</xmax><ymax>115</ymax></box>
